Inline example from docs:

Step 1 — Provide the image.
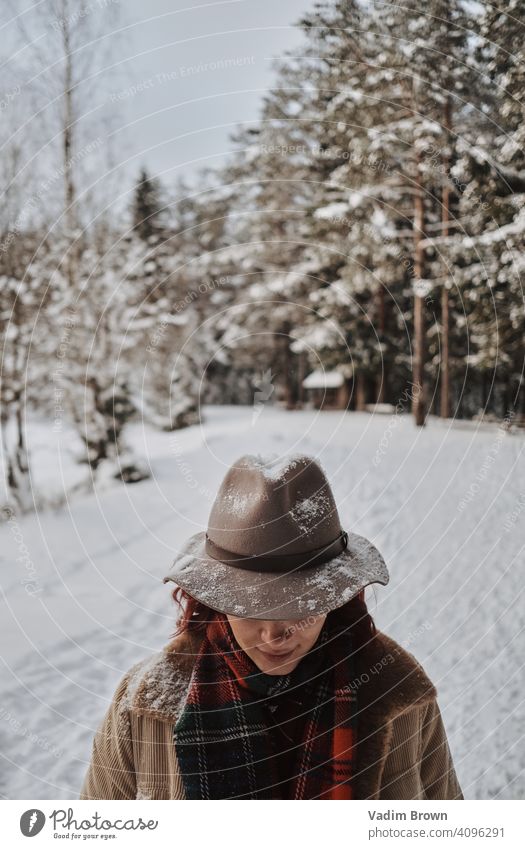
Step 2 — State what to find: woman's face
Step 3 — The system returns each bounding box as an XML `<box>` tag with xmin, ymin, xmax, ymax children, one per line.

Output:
<box><xmin>226</xmin><ymin>613</ymin><xmax>327</xmax><ymax>675</ymax></box>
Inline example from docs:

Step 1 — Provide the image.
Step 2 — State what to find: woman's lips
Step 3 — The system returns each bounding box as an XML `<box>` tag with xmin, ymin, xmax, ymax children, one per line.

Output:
<box><xmin>257</xmin><ymin>647</ymin><xmax>295</xmax><ymax>661</ymax></box>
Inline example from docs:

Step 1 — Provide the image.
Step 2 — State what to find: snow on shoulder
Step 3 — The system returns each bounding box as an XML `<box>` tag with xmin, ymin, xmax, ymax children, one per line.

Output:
<box><xmin>119</xmin><ymin>647</ymin><xmax>193</xmax><ymax>718</ymax></box>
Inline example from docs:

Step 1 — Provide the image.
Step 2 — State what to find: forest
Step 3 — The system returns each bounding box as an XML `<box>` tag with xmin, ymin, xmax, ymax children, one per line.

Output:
<box><xmin>1</xmin><ymin>0</ymin><xmax>524</xmax><ymax>512</ymax></box>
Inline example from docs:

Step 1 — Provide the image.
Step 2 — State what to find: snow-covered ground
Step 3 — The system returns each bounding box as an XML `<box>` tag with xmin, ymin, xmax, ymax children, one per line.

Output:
<box><xmin>0</xmin><ymin>405</ymin><xmax>523</xmax><ymax>799</ymax></box>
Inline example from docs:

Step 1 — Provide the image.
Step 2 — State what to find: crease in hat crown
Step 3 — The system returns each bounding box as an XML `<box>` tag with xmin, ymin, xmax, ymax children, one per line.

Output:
<box><xmin>205</xmin><ymin>452</ymin><xmax>344</xmax><ymax>560</ymax></box>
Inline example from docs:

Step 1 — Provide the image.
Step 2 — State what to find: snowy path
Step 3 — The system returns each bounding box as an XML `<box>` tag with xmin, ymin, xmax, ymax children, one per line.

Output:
<box><xmin>0</xmin><ymin>405</ymin><xmax>523</xmax><ymax>799</ymax></box>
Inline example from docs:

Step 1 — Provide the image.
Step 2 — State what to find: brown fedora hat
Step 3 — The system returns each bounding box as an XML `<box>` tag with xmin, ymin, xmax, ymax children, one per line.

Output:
<box><xmin>163</xmin><ymin>453</ymin><xmax>389</xmax><ymax>620</ymax></box>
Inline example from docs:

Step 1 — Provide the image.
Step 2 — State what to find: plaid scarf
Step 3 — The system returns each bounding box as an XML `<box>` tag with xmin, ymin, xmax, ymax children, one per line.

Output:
<box><xmin>173</xmin><ymin>613</ymin><xmax>357</xmax><ymax>799</ymax></box>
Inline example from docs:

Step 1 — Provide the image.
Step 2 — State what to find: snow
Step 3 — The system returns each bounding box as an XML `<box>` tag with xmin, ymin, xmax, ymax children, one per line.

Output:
<box><xmin>290</xmin><ymin>492</ymin><xmax>332</xmax><ymax>535</ymax></box>
<box><xmin>314</xmin><ymin>202</ymin><xmax>349</xmax><ymax>220</ymax></box>
<box><xmin>290</xmin><ymin>323</ymin><xmax>342</xmax><ymax>353</ymax></box>
<box><xmin>0</xmin><ymin>405</ymin><xmax>524</xmax><ymax>799</ymax></box>
<box><xmin>248</xmin><ymin>452</ymin><xmax>303</xmax><ymax>480</ymax></box>
<box><xmin>302</xmin><ymin>369</ymin><xmax>344</xmax><ymax>389</ymax></box>
<box><xmin>222</xmin><ymin>487</ymin><xmax>262</xmax><ymax>517</ymax></box>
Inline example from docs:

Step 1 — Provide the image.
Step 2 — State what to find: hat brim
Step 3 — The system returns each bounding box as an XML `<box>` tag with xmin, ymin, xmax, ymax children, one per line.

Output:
<box><xmin>163</xmin><ymin>530</ymin><xmax>389</xmax><ymax>620</ymax></box>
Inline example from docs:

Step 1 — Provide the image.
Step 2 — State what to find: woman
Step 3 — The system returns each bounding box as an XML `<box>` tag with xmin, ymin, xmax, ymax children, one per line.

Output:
<box><xmin>80</xmin><ymin>453</ymin><xmax>463</xmax><ymax>800</ymax></box>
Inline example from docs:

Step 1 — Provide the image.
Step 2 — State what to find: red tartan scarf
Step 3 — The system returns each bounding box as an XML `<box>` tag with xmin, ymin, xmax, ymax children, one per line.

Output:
<box><xmin>173</xmin><ymin>612</ymin><xmax>357</xmax><ymax>799</ymax></box>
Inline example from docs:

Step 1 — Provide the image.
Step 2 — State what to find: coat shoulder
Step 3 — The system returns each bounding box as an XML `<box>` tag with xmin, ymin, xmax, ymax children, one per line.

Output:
<box><xmin>355</xmin><ymin>631</ymin><xmax>437</xmax><ymax>720</ymax></box>
<box><xmin>114</xmin><ymin>631</ymin><xmax>202</xmax><ymax>722</ymax></box>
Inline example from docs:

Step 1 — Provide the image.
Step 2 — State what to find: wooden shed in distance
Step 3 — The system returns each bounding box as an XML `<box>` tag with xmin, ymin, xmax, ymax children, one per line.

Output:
<box><xmin>302</xmin><ymin>368</ymin><xmax>350</xmax><ymax>410</ymax></box>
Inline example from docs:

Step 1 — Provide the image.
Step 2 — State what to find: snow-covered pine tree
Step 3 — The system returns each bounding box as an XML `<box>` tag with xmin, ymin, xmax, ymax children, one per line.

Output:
<box><xmin>132</xmin><ymin>168</ymin><xmax>167</xmax><ymax>244</ymax></box>
<box><xmin>350</xmin><ymin>0</ymin><xmax>478</xmax><ymax>423</ymax></box>
<box><xmin>130</xmin><ymin>170</ymin><xmax>249</xmax><ymax>425</ymax></box>
<box><xmin>0</xmin><ymin>235</ymin><xmax>52</xmax><ymax>512</ymax></box>
<box><xmin>219</xmin><ymin>120</ymin><xmax>314</xmax><ymax>406</ymax></box>
<box><xmin>208</xmin><ymin>1</ymin><xmax>386</xmax><ymax>408</ymax></box>
<box><xmin>287</xmin><ymin>0</ymin><xmax>412</xmax><ymax>408</ymax></box>
<box><xmin>451</xmin><ymin>1</ymin><xmax>525</xmax><ymax>418</ymax></box>
<box><xmin>50</xmin><ymin>227</ymin><xmax>141</xmax><ymax>479</ymax></box>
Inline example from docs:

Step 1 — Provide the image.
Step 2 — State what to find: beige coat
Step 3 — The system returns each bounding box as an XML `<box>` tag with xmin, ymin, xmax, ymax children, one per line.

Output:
<box><xmin>79</xmin><ymin>630</ymin><xmax>463</xmax><ymax>800</ymax></box>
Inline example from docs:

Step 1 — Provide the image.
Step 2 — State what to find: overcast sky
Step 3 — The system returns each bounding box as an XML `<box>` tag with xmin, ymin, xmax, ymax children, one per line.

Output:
<box><xmin>3</xmin><ymin>0</ymin><xmax>314</xmax><ymax>214</ymax></box>
<box><xmin>109</xmin><ymin>0</ymin><xmax>312</xmax><ymax>188</ymax></box>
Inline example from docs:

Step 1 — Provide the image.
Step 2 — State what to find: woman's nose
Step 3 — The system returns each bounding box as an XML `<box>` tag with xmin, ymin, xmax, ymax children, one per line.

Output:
<box><xmin>260</xmin><ymin>621</ymin><xmax>292</xmax><ymax>645</ymax></box>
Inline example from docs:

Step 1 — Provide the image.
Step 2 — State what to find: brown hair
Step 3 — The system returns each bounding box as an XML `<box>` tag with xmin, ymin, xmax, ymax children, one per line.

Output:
<box><xmin>170</xmin><ymin>586</ymin><xmax>377</xmax><ymax>652</ymax></box>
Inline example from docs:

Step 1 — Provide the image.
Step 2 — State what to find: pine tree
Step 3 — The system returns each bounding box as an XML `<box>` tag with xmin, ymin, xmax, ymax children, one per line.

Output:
<box><xmin>432</xmin><ymin>0</ymin><xmax>525</xmax><ymax>418</ymax></box>
<box><xmin>132</xmin><ymin>168</ymin><xmax>166</xmax><ymax>243</ymax></box>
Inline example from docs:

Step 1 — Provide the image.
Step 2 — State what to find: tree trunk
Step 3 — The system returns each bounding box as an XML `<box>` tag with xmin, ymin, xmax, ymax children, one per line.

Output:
<box><xmin>440</xmin><ymin>96</ymin><xmax>452</xmax><ymax>418</ymax></box>
<box><xmin>441</xmin><ymin>285</ymin><xmax>450</xmax><ymax>417</ymax></box>
<box><xmin>297</xmin><ymin>349</ymin><xmax>305</xmax><ymax>408</ymax></box>
<box><xmin>480</xmin><ymin>370</ymin><xmax>487</xmax><ymax>413</ymax></box>
<box><xmin>6</xmin><ymin>399</ymin><xmax>33</xmax><ymax>513</ymax></box>
<box><xmin>412</xmin><ymin>145</ymin><xmax>426</xmax><ymax>427</ymax></box>
<box><xmin>61</xmin><ymin>1</ymin><xmax>78</xmax><ymax>289</ymax></box>
<box><xmin>376</xmin><ymin>285</ymin><xmax>386</xmax><ymax>403</ymax></box>
<box><xmin>355</xmin><ymin>372</ymin><xmax>367</xmax><ymax>411</ymax></box>
<box><xmin>279</xmin><ymin>319</ymin><xmax>294</xmax><ymax>409</ymax></box>
<box><xmin>5</xmin><ymin>291</ymin><xmax>33</xmax><ymax>512</ymax></box>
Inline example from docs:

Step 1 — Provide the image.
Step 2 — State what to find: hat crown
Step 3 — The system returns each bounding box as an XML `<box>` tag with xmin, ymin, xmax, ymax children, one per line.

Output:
<box><xmin>207</xmin><ymin>453</ymin><xmax>341</xmax><ymax>558</ymax></box>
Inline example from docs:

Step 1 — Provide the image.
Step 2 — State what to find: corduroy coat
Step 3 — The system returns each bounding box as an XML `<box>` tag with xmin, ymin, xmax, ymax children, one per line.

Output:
<box><xmin>79</xmin><ymin>630</ymin><xmax>463</xmax><ymax>800</ymax></box>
